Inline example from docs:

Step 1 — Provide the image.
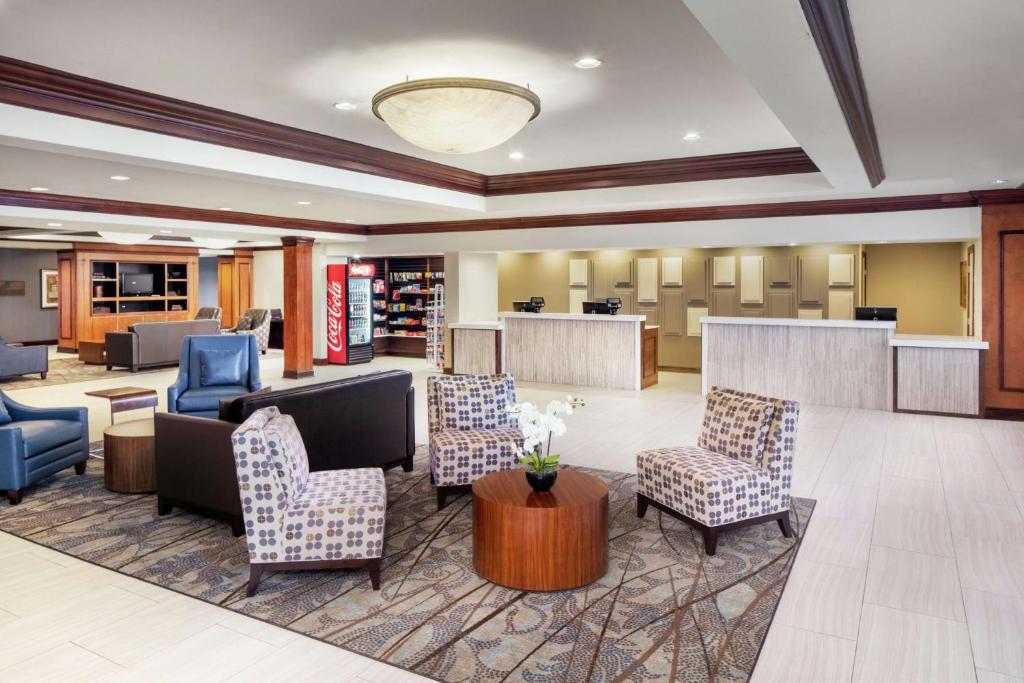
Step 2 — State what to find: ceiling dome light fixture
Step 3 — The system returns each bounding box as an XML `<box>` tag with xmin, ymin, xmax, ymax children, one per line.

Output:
<box><xmin>372</xmin><ymin>77</ymin><xmax>540</xmax><ymax>154</ymax></box>
<box><xmin>573</xmin><ymin>57</ymin><xmax>602</xmax><ymax>69</ymax></box>
<box><xmin>98</xmin><ymin>231</ymin><xmax>151</xmax><ymax>245</ymax></box>
<box><xmin>192</xmin><ymin>237</ymin><xmax>238</xmax><ymax>250</ymax></box>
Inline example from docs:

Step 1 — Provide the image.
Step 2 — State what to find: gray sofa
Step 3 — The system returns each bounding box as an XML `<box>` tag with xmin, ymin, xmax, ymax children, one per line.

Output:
<box><xmin>106</xmin><ymin>319</ymin><xmax>220</xmax><ymax>372</ymax></box>
<box><xmin>0</xmin><ymin>337</ymin><xmax>47</xmax><ymax>380</ymax></box>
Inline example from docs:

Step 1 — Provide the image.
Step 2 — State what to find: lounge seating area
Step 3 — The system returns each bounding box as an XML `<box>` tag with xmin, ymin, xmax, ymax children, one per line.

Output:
<box><xmin>2</xmin><ymin>1</ymin><xmax>1022</xmax><ymax>680</ymax></box>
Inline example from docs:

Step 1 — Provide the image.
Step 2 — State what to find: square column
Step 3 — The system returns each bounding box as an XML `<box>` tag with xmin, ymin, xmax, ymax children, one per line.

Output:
<box><xmin>282</xmin><ymin>236</ymin><xmax>314</xmax><ymax>379</ymax></box>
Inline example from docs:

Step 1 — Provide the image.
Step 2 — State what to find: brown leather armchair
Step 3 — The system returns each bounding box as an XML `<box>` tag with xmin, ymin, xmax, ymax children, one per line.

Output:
<box><xmin>154</xmin><ymin>369</ymin><xmax>415</xmax><ymax>534</ymax></box>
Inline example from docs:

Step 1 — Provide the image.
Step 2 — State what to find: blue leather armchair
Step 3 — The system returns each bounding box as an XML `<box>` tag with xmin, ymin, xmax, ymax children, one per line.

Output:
<box><xmin>167</xmin><ymin>334</ymin><xmax>261</xmax><ymax>418</ymax></box>
<box><xmin>0</xmin><ymin>390</ymin><xmax>89</xmax><ymax>505</ymax></box>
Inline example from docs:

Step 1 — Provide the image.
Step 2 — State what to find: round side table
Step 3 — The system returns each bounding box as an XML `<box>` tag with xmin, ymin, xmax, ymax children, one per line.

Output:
<box><xmin>103</xmin><ymin>418</ymin><xmax>156</xmax><ymax>493</ymax></box>
<box><xmin>472</xmin><ymin>469</ymin><xmax>609</xmax><ymax>591</ymax></box>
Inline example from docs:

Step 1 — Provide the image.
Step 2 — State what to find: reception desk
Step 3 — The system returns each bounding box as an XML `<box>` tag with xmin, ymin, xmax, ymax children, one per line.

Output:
<box><xmin>701</xmin><ymin>317</ymin><xmax>896</xmax><ymax>410</ymax></box>
<box><xmin>499</xmin><ymin>312</ymin><xmax>650</xmax><ymax>390</ymax></box>
<box><xmin>450</xmin><ymin>322</ymin><xmax>503</xmax><ymax>375</ymax></box>
<box><xmin>891</xmin><ymin>335</ymin><xmax>988</xmax><ymax>417</ymax></box>
<box><xmin>701</xmin><ymin>317</ymin><xmax>988</xmax><ymax>415</ymax></box>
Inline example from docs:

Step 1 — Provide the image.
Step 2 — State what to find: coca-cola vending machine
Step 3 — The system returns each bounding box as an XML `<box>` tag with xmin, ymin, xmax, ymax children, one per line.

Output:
<box><xmin>326</xmin><ymin>262</ymin><xmax>375</xmax><ymax>365</ymax></box>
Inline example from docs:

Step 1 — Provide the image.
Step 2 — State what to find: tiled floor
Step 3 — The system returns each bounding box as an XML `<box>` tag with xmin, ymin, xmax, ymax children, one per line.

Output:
<box><xmin>2</xmin><ymin>353</ymin><xmax>1023</xmax><ymax>682</ymax></box>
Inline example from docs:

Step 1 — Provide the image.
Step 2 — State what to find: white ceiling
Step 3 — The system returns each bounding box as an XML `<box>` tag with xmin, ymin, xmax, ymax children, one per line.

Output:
<box><xmin>0</xmin><ymin>0</ymin><xmax>796</xmax><ymax>174</ymax></box>
<box><xmin>850</xmin><ymin>0</ymin><xmax>1024</xmax><ymax>188</ymax></box>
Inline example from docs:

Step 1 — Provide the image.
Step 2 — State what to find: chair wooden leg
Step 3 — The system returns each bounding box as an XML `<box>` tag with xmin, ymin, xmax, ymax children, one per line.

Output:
<box><xmin>777</xmin><ymin>512</ymin><xmax>794</xmax><ymax>538</ymax></box>
<box><xmin>40</xmin><ymin>372</ymin><xmax>47</xmax><ymax>379</ymax></box>
<box><xmin>74</xmin><ymin>461</ymin><xmax>87</xmax><ymax>475</ymax></box>
<box><xmin>6</xmin><ymin>490</ymin><xmax>22</xmax><ymax>505</ymax></box>
<box><xmin>367</xmin><ymin>558</ymin><xmax>381</xmax><ymax>591</ymax></box>
<box><xmin>245</xmin><ymin>564</ymin><xmax>266</xmax><ymax>597</ymax></box>
<box><xmin>156</xmin><ymin>497</ymin><xmax>173</xmax><ymax>516</ymax></box>
<box><xmin>230</xmin><ymin>517</ymin><xmax>246</xmax><ymax>537</ymax></box>
<box><xmin>636</xmin><ymin>494</ymin><xmax>649</xmax><ymax>518</ymax></box>
<box><xmin>436</xmin><ymin>488</ymin><xmax>447</xmax><ymax>511</ymax></box>
<box><xmin>702</xmin><ymin>528</ymin><xmax>719</xmax><ymax>556</ymax></box>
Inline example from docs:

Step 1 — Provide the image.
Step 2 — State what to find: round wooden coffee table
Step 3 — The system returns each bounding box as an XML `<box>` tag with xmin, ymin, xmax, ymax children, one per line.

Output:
<box><xmin>472</xmin><ymin>469</ymin><xmax>609</xmax><ymax>591</ymax></box>
<box><xmin>103</xmin><ymin>418</ymin><xmax>155</xmax><ymax>493</ymax></box>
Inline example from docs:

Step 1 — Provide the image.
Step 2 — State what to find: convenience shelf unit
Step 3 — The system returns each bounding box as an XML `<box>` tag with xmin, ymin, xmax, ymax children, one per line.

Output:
<box><xmin>57</xmin><ymin>244</ymin><xmax>199</xmax><ymax>352</ymax></box>
<box><xmin>362</xmin><ymin>255</ymin><xmax>444</xmax><ymax>359</ymax></box>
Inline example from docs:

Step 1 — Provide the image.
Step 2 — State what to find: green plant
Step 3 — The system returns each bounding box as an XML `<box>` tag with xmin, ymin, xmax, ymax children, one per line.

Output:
<box><xmin>520</xmin><ymin>450</ymin><xmax>560</xmax><ymax>474</ymax></box>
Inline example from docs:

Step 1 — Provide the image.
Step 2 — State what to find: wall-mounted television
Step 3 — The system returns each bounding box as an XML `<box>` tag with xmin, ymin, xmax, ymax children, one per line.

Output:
<box><xmin>121</xmin><ymin>273</ymin><xmax>154</xmax><ymax>296</ymax></box>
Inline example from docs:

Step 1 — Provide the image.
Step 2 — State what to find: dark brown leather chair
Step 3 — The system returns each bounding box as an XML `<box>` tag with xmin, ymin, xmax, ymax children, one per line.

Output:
<box><xmin>154</xmin><ymin>370</ymin><xmax>415</xmax><ymax>534</ymax></box>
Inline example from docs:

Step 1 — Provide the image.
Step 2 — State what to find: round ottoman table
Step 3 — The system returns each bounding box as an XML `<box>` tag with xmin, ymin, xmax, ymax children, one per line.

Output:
<box><xmin>103</xmin><ymin>418</ymin><xmax>156</xmax><ymax>493</ymax></box>
<box><xmin>472</xmin><ymin>469</ymin><xmax>608</xmax><ymax>591</ymax></box>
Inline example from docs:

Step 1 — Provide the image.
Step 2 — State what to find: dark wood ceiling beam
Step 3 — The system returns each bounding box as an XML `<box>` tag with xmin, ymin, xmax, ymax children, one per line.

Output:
<box><xmin>0</xmin><ymin>189</ymin><xmax>368</xmax><ymax>236</ymax></box>
<box><xmin>799</xmin><ymin>0</ymin><xmax>885</xmax><ymax>187</ymax></box>
<box><xmin>368</xmin><ymin>192</ymin><xmax>982</xmax><ymax>235</ymax></box>
<box><xmin>0</xmin><ymin>56</ymin><xmax>824</xmax><ymax>198</ymax></box>
<box><xmin>0</xmin><ymin>56</ymin><xmax>487</xmax><ymax>195</ymax></box>
<box><xmin>486</xmin><ymin>148</ymin><xmax>818</xmax><ymax>195</ymax></box>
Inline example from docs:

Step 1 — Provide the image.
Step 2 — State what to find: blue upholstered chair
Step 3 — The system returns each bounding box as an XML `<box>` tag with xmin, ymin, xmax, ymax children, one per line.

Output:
<box><xmin>167</xmin><ymin>335</ymin><xmax>261</xmax><ymax>418</ymax></box>
<box><xmin>0</xmin><ymin>390</ymin><xmax>89</xmax><ymax>505</ymax></box>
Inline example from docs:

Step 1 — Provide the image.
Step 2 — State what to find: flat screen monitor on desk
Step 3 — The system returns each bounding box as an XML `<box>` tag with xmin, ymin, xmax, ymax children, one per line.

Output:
<box><xmin>582</xmin><ymin>301</ymin><xmax>612</xmax><ymax>315</ymax></box>
<box><xmin>513</xmin><ymin>297</ymin><xmax>545</xmax><ymax>313</ymax></box>
<box><xmin>855</xmin><ymin>306</ymin><xmax>897</xmax><ymax>322</ymax></box>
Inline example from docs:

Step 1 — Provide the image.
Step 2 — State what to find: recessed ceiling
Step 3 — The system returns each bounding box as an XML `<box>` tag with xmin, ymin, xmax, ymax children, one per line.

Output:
<box><xmin>0</xmin><ymin>0</ymin><xmax>796</xmax><ymax>174</ymax></box>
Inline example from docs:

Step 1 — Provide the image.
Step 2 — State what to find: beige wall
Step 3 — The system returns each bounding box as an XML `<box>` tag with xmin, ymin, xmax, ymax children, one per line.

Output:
<box><xmin>498</xmin><ymin>244</ymin><xmax>861</xmax><ymax>369</ymax></box>
<box><xmin>253</xmin><ymin>249</ymin><xmax>284</xmax><ymax>311</ymax></box>
<box><xmin>864</xmin><ymin>242</ymin><xmax>963</xmax><ymax>336</ymax></box>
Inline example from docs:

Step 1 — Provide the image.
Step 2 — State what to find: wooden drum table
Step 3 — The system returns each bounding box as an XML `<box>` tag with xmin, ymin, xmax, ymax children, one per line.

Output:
<box><xmin>472</xmin><ymin>469</ymin><xmax>609</xmax><ymax>591</ymax></box>
<box><xmin>103</xmin><ymin>418</ymin><xmax>156</xmax><ymax>493</ymax></box>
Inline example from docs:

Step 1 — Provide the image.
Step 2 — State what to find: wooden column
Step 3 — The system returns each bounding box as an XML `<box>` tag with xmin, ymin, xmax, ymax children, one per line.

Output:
<box><xmin>282</xmin><ymin>237</ymin><xmax>314</xmax><ymax>379</ymax></box>
<box><xmin>217</xmin><ymin>249</ymin><xmax>254</xmax><ymax>328</ymax></box>
<box><xmin>981</xmin><ymin>200</ymin><xmax>1024</xmax><ymax>418</ymax></box>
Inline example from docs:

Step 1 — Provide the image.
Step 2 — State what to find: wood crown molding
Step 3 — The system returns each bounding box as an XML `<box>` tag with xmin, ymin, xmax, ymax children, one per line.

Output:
<box><xmin>368</xmin><ymin>192</ymin><xmax>980</xmax><ymax>235</ymax></box>
<box><xmin>799</xmin><ymin>0</ymin><xmax>885</xmax><ymax>187</ymax></box>
<box><xmin>281</xmin><ymin>236</ymin><xmax>316</xmax><ymax>247</ymax></box>
<box><xmin>0</xmin><ymin>189</ymin><xmax>368</xmax><ymax>236</ymax></box>
<box><xmin>0</xmin><ymin>55</ymin><xmax>485</xmax><ymax>195</ymax></box>
<box><xmin>485</xmin><ymin>148</ymin><xmax>817</xmax><ymax>195</ymax></box>
<box><xmin>0</xmin><ymin>55</ymin><xmax>820</xmax><ymax>197</ymax></box>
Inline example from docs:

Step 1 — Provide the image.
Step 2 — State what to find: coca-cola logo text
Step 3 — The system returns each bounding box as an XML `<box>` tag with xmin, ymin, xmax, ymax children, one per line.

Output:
<box><xmin>327</xmin><ymin>279</ymin><xmax>344</xmax><ymax>353</ymax></box>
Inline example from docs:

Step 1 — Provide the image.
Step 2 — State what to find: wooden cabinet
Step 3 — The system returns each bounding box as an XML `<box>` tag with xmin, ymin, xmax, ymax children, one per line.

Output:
<box><xmin>56</xmin><ymin>244</ymin><xmax>200</xmax><ymax>350</ymax></box>
<box><xmin>218</xmin><ymin>251</ymin><xmax>254</xmax><ymax>328</ymax></box>
<box><xmin>684</xmin><ymin>257</ymin><xmax>708</xmax><ymax>303</ymax></box>
<box><xmin>798</xmin><ymin>255</ymin><xmax>827</xmax><ymax>305</ymax></box>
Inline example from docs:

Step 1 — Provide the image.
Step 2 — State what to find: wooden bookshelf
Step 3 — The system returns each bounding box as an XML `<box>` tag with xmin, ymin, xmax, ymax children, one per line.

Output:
<box><xmin>57</xmin><ymin>244</ymin><xmax>199</xmax><ymax>352</ymax></box>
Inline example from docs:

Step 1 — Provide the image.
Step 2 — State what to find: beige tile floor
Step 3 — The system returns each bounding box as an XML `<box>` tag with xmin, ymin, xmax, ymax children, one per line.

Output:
<box><xmin>1</xmin><ymin>352</ymin><xmax>1022</xmax><ymax>682</ymax></box>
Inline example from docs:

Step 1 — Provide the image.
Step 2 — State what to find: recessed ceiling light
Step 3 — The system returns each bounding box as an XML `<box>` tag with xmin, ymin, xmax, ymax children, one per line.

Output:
<box><xmin>333</xmin><ymin>102</ymin><xmax>357</xmax><ymax>111</ymax></box>
<box><xmin>788</xmin><ymin>242</ymin><xmax>798</xmax><ymax>246</ymax></box>
<box><xmin>879</xmin><ymin>240</ymin><xmax>889</xmax><ymax>244</ymax></box>
<box><xmin>159</xmin><ymin>229</ymin><xmax>173</xmax><ymax>234</ymax></box>
<box><xmin>344</xmin><ymin>219</ymin><xmax>355</xmax><ymax>223</ymax></box>
<box><xmin>218</xmin><ymin>207</ymin><xmax>233</xmax><ymax>211</ymax></box>
<box><xmin>573</xmin><ymin>57</ymin><xmax>602</xmax><ymax>69</ymax></box>
<box><xmin>992</xmin><ymin>179</ymin><xmax>1008</xmax><ymax>185</ymax></box>
<box><xmin>47</xmin><ymin>222</ymin><xmax>63</xmax><ymax>227</ymax></box>
<box><xmin>682</xmin><ymin>131</ymin><xmax>702</xmax><ymax>141</ymax></box>
<box><xmin>508</xmin><ymin>151</ymin><xmax>525</xmax><ymax>161</ymax></box>
<box><xmin>29</xmin><ymin>186</ymin><xmax>50</xmax><ymax>192</ymax></box>
<box><xmin>296</xmin><ymin>200</ymin><xmax>312</xmax><ymax>206</ymax></box>
<box><xmin>109</xmin><ymin>175</ymin><xmax>131</xmax><ymax>181</ymax></box>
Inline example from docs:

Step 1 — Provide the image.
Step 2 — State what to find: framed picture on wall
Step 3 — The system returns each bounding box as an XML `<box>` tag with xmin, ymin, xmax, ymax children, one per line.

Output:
<box><xmin>40</xmin><ymin>269</ymin><xmax>58</xmax><ymax>308</ymax></box>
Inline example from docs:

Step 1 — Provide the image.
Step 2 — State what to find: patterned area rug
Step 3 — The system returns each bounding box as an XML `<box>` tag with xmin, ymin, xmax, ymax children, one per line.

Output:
<box><xmin>0</xmin><ymin>445</ymin><xmax>813</xmax><ymax>682</ymax></box>
<box><xmin>0</xmin><ymin>357</ymin><xmax>163</xmax><ymax>389</ymax></box>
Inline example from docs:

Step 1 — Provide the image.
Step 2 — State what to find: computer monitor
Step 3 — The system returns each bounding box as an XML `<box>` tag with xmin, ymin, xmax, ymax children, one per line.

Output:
<box><xmin>855</xmin><ymin>306</ymin><xmax>897</xmax><ymax>322</ymax></box>
<box><xmin>513</xmin><ymin>297</ymin><xmax>545</xmax><ymax>313</ymax></box>
<box><xmin>582</xmin><ymin>301</ymin><xmax>612</xmax><ymax>315</ymax></box>
<box><xmin>605</xmin><ymin>297</ymin><xmax>622</xmax><ymax>314</ymax></box>
<box><xmin>512</xmin><ymin>300</ymin><xmax>530</xmax><ymax>312</ymax></box>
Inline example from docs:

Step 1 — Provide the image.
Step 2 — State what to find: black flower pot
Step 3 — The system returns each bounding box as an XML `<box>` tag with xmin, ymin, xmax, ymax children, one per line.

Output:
<box><xmin>525</xmin><ymin>470</ymin><xmax>557</xmax><ymax>492</ymax></box>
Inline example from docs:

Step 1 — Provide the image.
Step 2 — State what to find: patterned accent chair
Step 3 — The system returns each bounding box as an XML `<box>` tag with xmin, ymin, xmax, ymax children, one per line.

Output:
<box><xmin>0</xmin><ymin>389</ymin><xmax>88</xmax><ymax>505</ymax></box>
<box><xmin>636</xmin><ymin>386</ymin><xmax>799</xmax><ymax>555</ymax></box>
<box><xmin>195</xmin><ymin>307</ymin><xmax>222</xmax><ymax>324</ymax></box>
<box><xmin>226</xmin><ymin>309</ymin><xmax>271</xmax><ymax>354</ymax></box>
<box><xmin>427</xmin><ymin>374</ymin><xmax>523</xmax><ymax>511</ymax></box>
<box><xmin>231</xmin><ymin>406</ymin><xmax>387</xmax><ymax>596</ymax></box>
